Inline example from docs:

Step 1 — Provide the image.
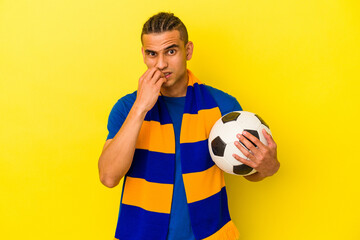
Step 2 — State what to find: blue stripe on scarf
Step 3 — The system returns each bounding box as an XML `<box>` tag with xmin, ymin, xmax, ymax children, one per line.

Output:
<box><xmin>184</xmin><ymin>83</ymin><xmax>219</xmax><ymax>114</ymax></box>
<box><xmin>127</xmin><ymin>149</ymin><xmax>175</xmax><ymax>184</ymax></box>
<box><xmin>144</xmin><ymin>96</ymin><xmax>172</xmax><ymax>124</ymax></box>
<box><xmin>115</xmin><ymin>204</ymin><xmax>170</xmax><ymax>240</ymax></box>
<box><xmin>187</xmin><ymin>187</ymin><xmax>231</xmax><ymax>239</ymax></box>
<box><xmin>180</xmin><ymin>139</ymin><xmax>215</xmax><ymax>174</ymax></box>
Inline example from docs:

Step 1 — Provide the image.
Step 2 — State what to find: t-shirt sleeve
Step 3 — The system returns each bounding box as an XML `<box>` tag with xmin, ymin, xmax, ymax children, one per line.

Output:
<box><xmin>106</xmin><ymin>92</ymin><xmax>137</xmax><ymax>140</ymax></box>
<box><xmin>226</xmin><ymin>96</ymin><xmax>242</xmax><ymax>113</ymax></box>
<box><xmin>205</xmin><ymin>85</ymin><xmax>243</xmax><ymax>115</ymax></box>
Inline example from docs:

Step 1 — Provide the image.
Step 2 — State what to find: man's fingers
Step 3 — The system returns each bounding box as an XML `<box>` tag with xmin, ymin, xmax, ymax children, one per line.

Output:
<box><xmin>232</xmin><ymin>153</ymin><xmax>257</xmax><ymax>169</ymax></box>
<box><xmin>263</xmin><ymin>129</ymin><xmax>277</xmax><ymax>148</ymax></box>
<box><xmin>242</xmin><ymin>131</ymin><xmax>266</xmax><ymax>149</ymax></box>
<box><xmin>234</xmin><ymin>141</ymin><xmax>257</xmax><ymax>162</ymax></box>
<box><xmin>148</xmin><ymin>70</ymin><xmax>162</xmax><ymax>83</ymax></box>
<box><xmin>155</xmin><ymin>77</ymin><xmax>166</xmax><ymax>89</ymax></box>
<box><xmin>140</xmin><ymin>67</ymin><xmax>159</xmax><ymax>83</ymax></box>
<box><xmin>237</xmin><ymin>133</ymin><xmax>261</xmax><ymax>156</ymax></box>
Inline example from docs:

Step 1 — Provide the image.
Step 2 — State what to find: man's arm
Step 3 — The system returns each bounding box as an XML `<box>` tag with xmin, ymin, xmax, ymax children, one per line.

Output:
<box><xmin>98</xmin><ymin>68</ymin><xmax>166</xmax><ymax>188</ymax></box>
<box><xmin>243</xmin><ymin>172</ymin><xmax>267</xmax><ymax>182</ymax></box>
<box><xmin>98</xmin><ymin>105</ymin><xmax>147</xmax><ymax>188</ymax></box>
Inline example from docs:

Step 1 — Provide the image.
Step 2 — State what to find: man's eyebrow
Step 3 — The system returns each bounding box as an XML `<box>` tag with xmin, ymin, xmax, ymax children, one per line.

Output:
<box><xmin>164</xmin><ymin>44</ymin><xmax>179</xmax><ymax>50</ymax></box>
<box><xmin>144</xmin><ymin>44</ymin><xmax>179</xmax><ymax>54</ymax></box>
<box><xmin>144</xmin><ymin>49</ymin><xmax>156</xmax><ymax>54</ymax></box>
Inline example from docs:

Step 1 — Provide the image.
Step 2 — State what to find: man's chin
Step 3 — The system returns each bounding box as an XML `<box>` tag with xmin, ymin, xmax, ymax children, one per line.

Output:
<box><xmin>162</xmin><ymin>78</ymin><xmax>173</xmax><ymax>88</ymax></box>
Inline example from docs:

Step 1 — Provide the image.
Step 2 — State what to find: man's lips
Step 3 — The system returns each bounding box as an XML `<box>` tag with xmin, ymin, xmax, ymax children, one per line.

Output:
<box><xmin>163</xmin><ymin>72</ymin><xmax>172</xmax><ymax>79</ymax></box>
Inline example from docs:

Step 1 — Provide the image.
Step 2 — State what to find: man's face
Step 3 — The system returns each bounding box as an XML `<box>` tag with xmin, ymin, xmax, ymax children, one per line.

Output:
<box><xmin>141</xmin><ymin>30</ymin><xmax>193</xmax><ymax>90</ymax></box>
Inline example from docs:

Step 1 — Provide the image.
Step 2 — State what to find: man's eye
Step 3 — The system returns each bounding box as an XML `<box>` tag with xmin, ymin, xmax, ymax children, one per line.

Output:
<box><xmin>168</xmin><ymin>49</ymin><xmax>176</xmax><ymax>55</ymax></box>
<box><xmin>148</xmin><ymin>52</ymin><xmax>156</xmax><ymax>56</ymax></box>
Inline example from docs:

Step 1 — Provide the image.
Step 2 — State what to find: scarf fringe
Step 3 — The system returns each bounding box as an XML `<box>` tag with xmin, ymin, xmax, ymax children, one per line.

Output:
<box><xmin>203</xmin><ymin>220</ymin><xmax>240</xmax><ymax>240</ymax></box>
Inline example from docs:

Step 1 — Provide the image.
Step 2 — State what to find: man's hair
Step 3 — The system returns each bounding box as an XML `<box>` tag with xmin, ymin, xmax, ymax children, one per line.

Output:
<box><xmin>141</xmin><ymin>12</ymin><xmax>188</xmax><ymax>45</ymax></box>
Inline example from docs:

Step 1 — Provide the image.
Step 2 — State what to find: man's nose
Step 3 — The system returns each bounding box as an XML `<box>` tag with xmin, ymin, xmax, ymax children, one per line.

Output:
<box><xmin>155</xmin><ymin>55</ymin><xmax>168</xmax><ymax>70</ymax></box>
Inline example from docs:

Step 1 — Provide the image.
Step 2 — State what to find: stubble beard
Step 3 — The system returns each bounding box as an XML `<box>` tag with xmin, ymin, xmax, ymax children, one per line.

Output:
<box><xmin>161</xmin><ymin>69</ymin><xmax>188</xmax><ymax>97</ymax></box>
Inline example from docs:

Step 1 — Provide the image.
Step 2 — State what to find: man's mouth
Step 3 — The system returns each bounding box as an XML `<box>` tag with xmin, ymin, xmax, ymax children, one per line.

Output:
<box><xmin>163</xmin><ymin>72</ymin><xmax>172</xmax><ymax>79</ymax></box>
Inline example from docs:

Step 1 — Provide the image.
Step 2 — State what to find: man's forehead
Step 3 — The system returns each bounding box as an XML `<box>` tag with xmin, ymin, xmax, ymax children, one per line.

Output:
<box><xmin>142</xmin><ymin>30</ymin><xmax>184</xmax><ymax>50</ymax></box>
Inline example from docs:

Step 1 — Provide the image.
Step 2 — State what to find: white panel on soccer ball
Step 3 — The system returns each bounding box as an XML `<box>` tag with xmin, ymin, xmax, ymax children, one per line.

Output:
<box><xmin>236</xmin><ymin>111</ymin><xmax>262</xmax><ymax>131</ymax></box>
<box><xmin>216</xmin><ymin>121</ymin><xmax>243</xmax><ymax>144</ymax></box>
<box><xmin>223</xmin><ymin>142</ymin><xmax>248</xmax><ymax>166</ymax></box>
<box><xmin>211</xmin><ymin>154</ymin><xmax>234</xmax><ymax>174</ymax></box>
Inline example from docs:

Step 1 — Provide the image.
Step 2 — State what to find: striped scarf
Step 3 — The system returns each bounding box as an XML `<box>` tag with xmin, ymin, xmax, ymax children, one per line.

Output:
<box><xmin>114</xmin><ymin>70</ymin><xmax>239</xmax><ymax>240</ymax></box>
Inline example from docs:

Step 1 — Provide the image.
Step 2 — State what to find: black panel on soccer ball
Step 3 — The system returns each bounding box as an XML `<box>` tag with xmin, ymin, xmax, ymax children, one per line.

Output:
<box><xmin>222</xmin><ymin>112</ymin><xmax>240</xmax><ymax>123</ymax></box>
<box><xmin>211</xmin><ymin>136</ymin><xmax>226</xmax><ymax>157</ymax></box>
<box><xmin>255</xmin><ymin>114</ymin><xmax>270</xmax><ymax>129</ymax></box>
<box><xmin>233</xmin><ymin>164</ymin><xmax>253</xmax><ymax>175</ymax></box>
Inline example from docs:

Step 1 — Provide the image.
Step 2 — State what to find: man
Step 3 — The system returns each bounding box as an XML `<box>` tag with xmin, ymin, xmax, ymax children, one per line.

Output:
<box><xmin>98</xmin><ymin>12</ymin><xmax>280</xmax><ymax>240</ymax></box>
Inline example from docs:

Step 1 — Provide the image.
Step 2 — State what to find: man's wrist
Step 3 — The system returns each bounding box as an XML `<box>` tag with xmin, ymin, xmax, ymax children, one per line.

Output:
<box><xmin>131</xmin><ymin>102</ymin><xmax>148</xmax><ymax>118</ymax></box>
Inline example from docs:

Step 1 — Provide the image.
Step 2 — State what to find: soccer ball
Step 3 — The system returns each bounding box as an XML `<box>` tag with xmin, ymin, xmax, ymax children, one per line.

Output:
<box><xmin>208</xmin><ymin>111</ymin><xmax>272</xmax><ymax>176</ymax></box>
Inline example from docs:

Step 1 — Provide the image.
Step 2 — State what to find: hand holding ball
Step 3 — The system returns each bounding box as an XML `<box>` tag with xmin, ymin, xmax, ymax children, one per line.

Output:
<box><xmin>208</xmin><ymin>111</ymin><xmax>272</xmax><ymax>176</ymax></box>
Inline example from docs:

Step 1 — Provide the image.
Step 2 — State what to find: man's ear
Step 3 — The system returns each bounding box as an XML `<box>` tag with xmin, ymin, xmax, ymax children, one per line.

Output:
<box><xmin>186</xmin><ymin>41</ymin><xmax>194</xmax><ymax>61</ymax></box>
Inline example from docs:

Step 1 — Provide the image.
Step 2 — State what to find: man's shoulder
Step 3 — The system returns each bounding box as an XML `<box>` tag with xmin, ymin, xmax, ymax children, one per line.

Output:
<box><xmin>112</xmin><ymin>91</ymin><xmax>137</xmax><ymax>112</ymax></box>
<box><xmin>118</xmin><ymin>91</ymin><xmax>137</xmax><ymax>105</ymax></box>
<box><xmin>204</xmin><ymin>85</ymin><xmax>242</xmax><ymax>115</ymax></box>
<box><xmin>204</xmin><ymin>85</ymin><xmax>236</xmax><ymax>101</ymax></box>
<box><xmin>106</xmin><ymin>91</ymin><xmax>137</xmax><ymax>140</ymax></box>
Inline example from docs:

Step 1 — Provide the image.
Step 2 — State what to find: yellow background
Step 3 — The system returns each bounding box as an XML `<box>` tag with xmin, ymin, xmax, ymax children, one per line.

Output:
<box><xmin>1</xmin><ymin>0</ymin><xmax>359</xmax><ymax>239</ymax></box>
